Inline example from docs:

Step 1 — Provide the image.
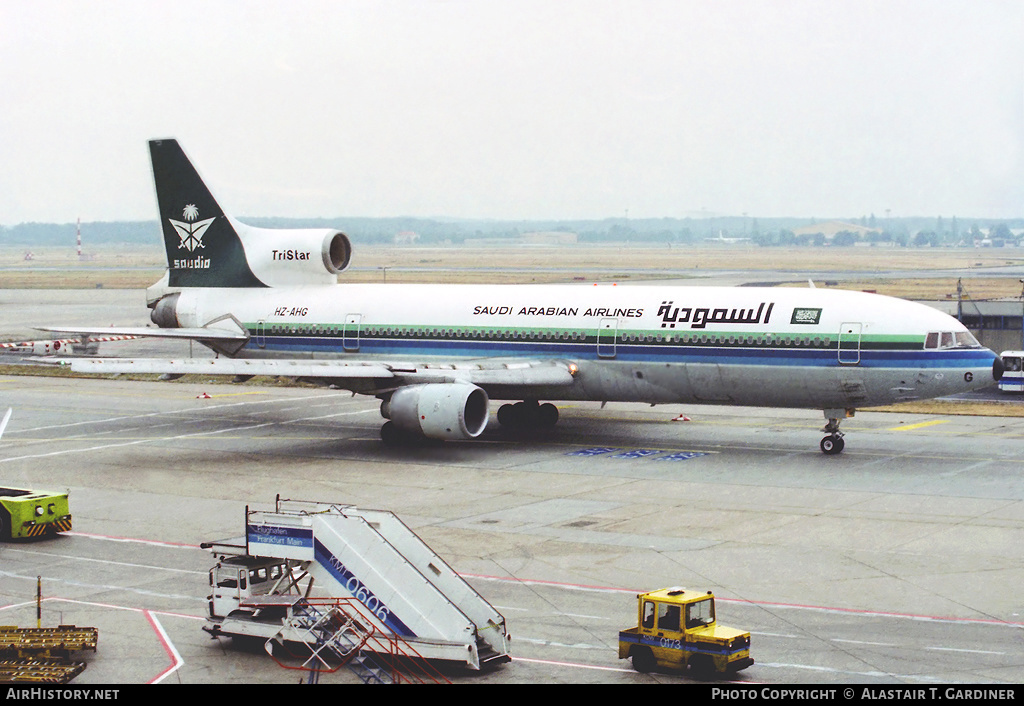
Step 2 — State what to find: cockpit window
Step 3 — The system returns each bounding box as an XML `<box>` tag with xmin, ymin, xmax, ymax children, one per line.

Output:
<box><xmin>925</xmin><ymin>331</ymin><xmax>980</xmax><ymax>350</ymax></box>
<box><xmin>955</xmin><ymin>332</ymin><xmax>979</xmax><ymax>348</ymax></box>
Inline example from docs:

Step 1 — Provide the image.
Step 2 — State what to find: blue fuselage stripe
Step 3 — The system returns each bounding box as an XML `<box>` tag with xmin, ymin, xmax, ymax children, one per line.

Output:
<box><xmin>249</xmin><ymin>335</ymin><xmax>993</xmax><ymax>370</ymax></box>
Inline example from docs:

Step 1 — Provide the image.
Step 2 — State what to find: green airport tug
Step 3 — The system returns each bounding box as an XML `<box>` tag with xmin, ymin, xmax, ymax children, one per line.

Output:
<box><xmin>0</xmin><ymin>487</ymin><xmax>72</xmax><ymax>540</ymax></box>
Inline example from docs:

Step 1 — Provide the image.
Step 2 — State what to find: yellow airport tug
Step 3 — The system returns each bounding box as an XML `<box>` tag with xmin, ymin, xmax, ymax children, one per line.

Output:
<box><xmin>619</xmin><ymin>587</ymin><xmax>753</xmax><ymax>675</ymax></box>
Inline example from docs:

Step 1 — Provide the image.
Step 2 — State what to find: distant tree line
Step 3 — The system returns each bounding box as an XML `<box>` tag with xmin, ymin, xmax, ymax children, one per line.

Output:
<box><xmin>3</xmin><ymin>215</ymin><xmax>1022</xmax><ymax>248</ymax></box>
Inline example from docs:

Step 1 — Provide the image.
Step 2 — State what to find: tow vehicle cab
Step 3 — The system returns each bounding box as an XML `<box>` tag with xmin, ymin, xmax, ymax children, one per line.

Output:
<box><xmin>618</xmin><ymin>587</ymin><xmax>753</xmax><ymax>675</ymax></box>
<box><xmin>0</xmin><ymin>487</ymin><xmax>72</xmax><ymax>540</ymax></box>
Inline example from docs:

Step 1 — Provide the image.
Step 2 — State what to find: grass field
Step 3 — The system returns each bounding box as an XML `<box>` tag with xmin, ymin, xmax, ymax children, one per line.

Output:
<box><xmin>4</xmin><ymin>243</ymin><xmax>1024</xmax><ymax>299</ymax></box>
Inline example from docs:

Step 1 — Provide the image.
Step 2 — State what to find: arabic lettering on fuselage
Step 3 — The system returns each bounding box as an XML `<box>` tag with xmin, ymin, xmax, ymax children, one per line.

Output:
<box><xmin>470</xmin><ymin>301</ymin><xmax>772</xmax><ymax>328</ymax></box>
<box><xmin>658</xmin><ymin>301</ymin><xmax>774</xmax><ymax>329</ymax></box>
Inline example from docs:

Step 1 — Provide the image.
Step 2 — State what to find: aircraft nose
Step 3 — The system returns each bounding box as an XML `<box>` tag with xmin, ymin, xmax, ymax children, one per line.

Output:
<box><xmin>992</xmin><ymin>352</ymin><xmax>1005</xmax><ymax>382</ymax></box>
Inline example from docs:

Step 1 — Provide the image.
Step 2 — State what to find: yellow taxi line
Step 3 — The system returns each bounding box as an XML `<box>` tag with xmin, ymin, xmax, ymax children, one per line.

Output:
<box><xmin>887</xmin><ymin>420</ymin><xmax>950</xmax><ymax>432</ymax></box>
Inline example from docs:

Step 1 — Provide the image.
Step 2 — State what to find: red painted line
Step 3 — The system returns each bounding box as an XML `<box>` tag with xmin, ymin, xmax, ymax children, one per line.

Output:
<box><xmin>65</xmin><ymin>530</ymin><xmax>201</xmax><ymax>549</ymax></box>
<box><xmin>717</xmin><ymin>596</ymin><xmax>1024</xmax><ymax>628</ymax></box>
<box><xmin>512</xmin><ymin>656</ymin><xmax>634</xmax><ymax>673</ymax></box>
<box><xmin>463</xmin><ymin>572</ymin><xmax>1024</xmax><ymax>629</ymax></box>
<box><xmin>0</xmin><ymin>597</ymin><xmax>192</xmax><ymax>684</ymax></box>
<box><xmin>461</xmin><ymin>571</ymin><xmax>636</xmax><ymax>595</ymax></box>
<box><xmin>64</xmin><ymin>533</ymin><xmax>1024</xmax><ymax>630</ymax></box>
<box><xmin>144</xmin><ymin>609</ymin><xmax>183</xmax><ymax>684</ymax></box>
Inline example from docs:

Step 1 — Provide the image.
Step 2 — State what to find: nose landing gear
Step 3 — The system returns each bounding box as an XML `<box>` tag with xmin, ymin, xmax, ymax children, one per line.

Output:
<box><xmin>820</xmin><ymin>410</ymin><xmax>851</xmax><ymax>455</ymax></box>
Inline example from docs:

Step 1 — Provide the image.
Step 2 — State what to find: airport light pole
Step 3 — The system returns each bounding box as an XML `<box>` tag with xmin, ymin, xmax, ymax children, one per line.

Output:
<box><xmin>1019</xmin><ymin>279</ymin><xmax>1024</xmax><ymax>350</ymax></box>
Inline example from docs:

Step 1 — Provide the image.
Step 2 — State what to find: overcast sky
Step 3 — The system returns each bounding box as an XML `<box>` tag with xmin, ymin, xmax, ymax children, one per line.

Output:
<box><xmin>1</xmin><ymin>0</ymin><xmax>1022</xmax><ymax>225</ymax></box>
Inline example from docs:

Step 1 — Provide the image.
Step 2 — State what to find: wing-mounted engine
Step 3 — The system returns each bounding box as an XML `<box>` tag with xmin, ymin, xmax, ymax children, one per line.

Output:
<box><xmin>233</xmin><ymin>220</ymin><xmax>351</xmax><ymax>286</ymax></box>
<box><xmin>380</xmin><ymin>383</ymin><xmax>489</xmax><ymax>441</ymax></box>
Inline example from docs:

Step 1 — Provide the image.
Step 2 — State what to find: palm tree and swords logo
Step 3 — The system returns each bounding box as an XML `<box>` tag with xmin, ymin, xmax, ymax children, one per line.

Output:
<box><xmin>169</xmin><ymin>204</ymin><xmax>215</xmax><ymax>252</ymax></box>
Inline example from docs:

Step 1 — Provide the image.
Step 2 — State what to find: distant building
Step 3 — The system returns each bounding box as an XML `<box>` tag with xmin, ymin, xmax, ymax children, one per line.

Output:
<box><xmin>521</xmin><ymin>231</ymin><xmax>578</xmax><ymax>245</ymax></box>
<box><xmin>792</xmin><ymin>221</ymin><xmax>882</xmax><ymax>240</ymax></box>
<box><xmin>929</xmin><ymin>297</ymin><xmax>1024</xmax><ymax>353</ymax></box>
<box><xmin>394</xmin><ymin>230</ymin><xmax>420</xmax><ymax>245</ymax></box>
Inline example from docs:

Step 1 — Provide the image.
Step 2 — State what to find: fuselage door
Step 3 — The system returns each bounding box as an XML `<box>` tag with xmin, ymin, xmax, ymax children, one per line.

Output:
<box><xmin>256</xmin><ymin>319</ymin><xmax>266</xmax><ymax>349</ymax></box>
<box><xmin>838</xmin><ymin>322</ymin><xmax>862</xmax><ymax>365</ymax></box>
<box><xmin>598</xmin><ymin>318</ymin><xmax>618</xmax><ymax>358</ymax></box>
<box><xmin>343</xmin><ymin>314</ymin><xmax>361</xmax><ymax>352</ymax></box>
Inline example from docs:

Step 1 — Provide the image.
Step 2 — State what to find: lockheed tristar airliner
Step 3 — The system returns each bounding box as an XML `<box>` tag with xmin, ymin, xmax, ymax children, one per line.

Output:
<box><xmin>42</xmin><ymin>140</ymin><xmax>1003</xmax><ymax>454</ymax></box>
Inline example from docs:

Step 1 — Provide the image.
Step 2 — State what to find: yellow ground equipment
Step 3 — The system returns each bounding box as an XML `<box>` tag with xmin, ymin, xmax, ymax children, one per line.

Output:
<box><xmin>618</xmin><ymin>587</ymin><xmax>753</xmax><ymax>675</ymax></box>
<box><xmin>0</xmin><ymin>625</ymin><xmax>98</xmax><ymax>683</ymax></box>
<box><xmin>0</xmin><ymin>487</ymin><xmax>72</xmax><ymax>540</ymax></box>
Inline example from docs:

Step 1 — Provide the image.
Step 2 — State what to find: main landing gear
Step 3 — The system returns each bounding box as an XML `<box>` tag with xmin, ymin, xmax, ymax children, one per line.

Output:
<box><xmin>820</xmin><ymin>410</ymin><xmax>851</xmax><ymax>455</ymax></box>
<box><xmin>497</xmin><ymin>400</ymin><xmax>559</xmax><ymax>430</ymax></box>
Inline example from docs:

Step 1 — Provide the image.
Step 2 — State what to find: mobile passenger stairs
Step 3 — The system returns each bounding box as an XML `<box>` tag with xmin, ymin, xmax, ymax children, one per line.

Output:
<box><xmin>202</xmin><ymin>497</ymin><xmax>511</xmax><ymax>683</ymax></box>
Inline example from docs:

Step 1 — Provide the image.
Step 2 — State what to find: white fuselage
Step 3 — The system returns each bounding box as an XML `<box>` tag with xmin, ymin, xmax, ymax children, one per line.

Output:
<box><xmin>165</xmin><ymin>282</ymin><xmax>999</xmax><ymax>410</ymax></box>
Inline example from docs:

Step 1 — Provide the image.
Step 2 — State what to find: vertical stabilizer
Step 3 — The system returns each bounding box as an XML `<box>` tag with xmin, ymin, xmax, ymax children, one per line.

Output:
<box><xmin>149</xmin><ymin>139</ymin><xmax>266</xmax><ymax>288</ymax></box>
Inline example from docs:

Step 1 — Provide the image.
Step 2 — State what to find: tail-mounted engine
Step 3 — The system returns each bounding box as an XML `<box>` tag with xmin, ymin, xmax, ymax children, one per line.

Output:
<box><xmin>234</xmin><ymin>222</ymin><xmax>351</xmax><ymax>286</ymax></box>
<box><xmin>380</xmin><ymin>383</ymin><xmax>489</xmax><ymax>441</ymax></box>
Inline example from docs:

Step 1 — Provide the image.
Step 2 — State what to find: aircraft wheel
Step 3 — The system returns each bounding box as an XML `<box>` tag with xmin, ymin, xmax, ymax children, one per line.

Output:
<box><xmin>537</xmin><ymin>403</ymin><xmax>559</xmax><ymax>428</ymax></box>
<box><xmin>820</xmin><ymin>434</ymin><xmax>845</xmax><ymax>455</ymax></box>
<box><xmin>380</xmin><ymin>421</ymin><xmax>407</xmax><ymax>447</ymax></box>
<box><xmin>497</xmin><ymin>403</ymin><xmax>519</xmax><ymax>428</ymax></box>
<box><xmin>499</xmin><ymin>401</ymin><xmax>559</xmax><ymax>430</ymax></box>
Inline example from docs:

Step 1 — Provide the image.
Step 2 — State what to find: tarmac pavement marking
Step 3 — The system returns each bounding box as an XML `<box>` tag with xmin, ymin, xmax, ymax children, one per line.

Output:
<box><xmin>888</xmin><ymin>420</ymin><xmax>950</xmax><ymax>432</ymax></box>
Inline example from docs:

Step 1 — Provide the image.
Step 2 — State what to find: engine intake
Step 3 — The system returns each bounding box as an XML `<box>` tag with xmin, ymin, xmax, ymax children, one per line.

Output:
<box><xmin>381</xmin><ymin>384</ymin><xmax>489</xmax><ymax>440</ymax></box>
<box><xmin>323</xmin><ymin>231</ymin><xmax>351</xmax><ymax>274</ymax></box>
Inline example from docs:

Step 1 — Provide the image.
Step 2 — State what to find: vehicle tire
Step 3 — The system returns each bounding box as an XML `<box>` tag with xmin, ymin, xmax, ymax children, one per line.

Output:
<box><xmin>688</xmin><ymin>654</ymin><xmax>715</xmax><ymax>678</ymax></box>
<box><xmin>0</xmin><ymin>507</ymin><xmax>10</xmax><ymax>541</ymax></box>
<box><xmin>631</xmin><ymin>647</ymin><xmax>656</xmax><ymax>673</ymax></box>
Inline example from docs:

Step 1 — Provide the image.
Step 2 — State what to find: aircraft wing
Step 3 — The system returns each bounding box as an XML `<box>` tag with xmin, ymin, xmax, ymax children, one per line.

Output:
<box><xmin>69</xmin><ymin>358</ymin><xmax>394</xmax><ymax>379</ymax></box>
<box><xmin>67</xmin><ymin>357</ymin><xmax>577</xmax><ymax>390</ymax></box>
<box><xmin>36</xmin><ymin>326</ymin><xmax>247</xmax><ymax>342</ymax></box>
